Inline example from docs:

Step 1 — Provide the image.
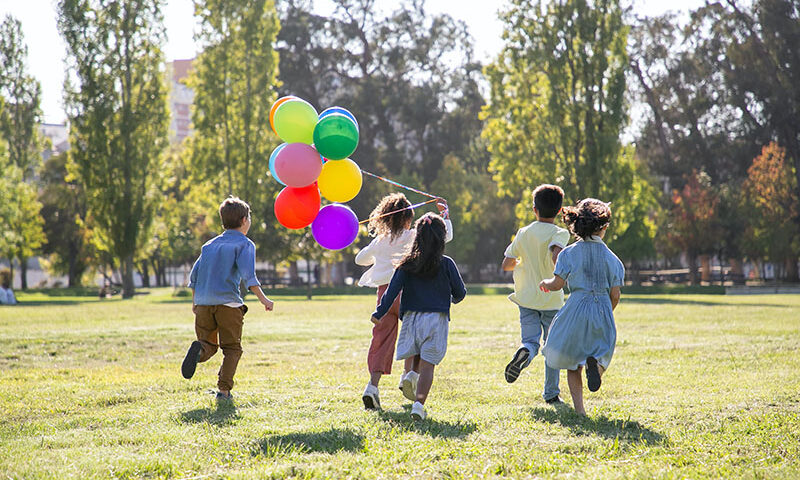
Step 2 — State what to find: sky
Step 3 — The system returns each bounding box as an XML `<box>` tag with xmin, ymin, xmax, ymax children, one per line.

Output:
<box><xmin>0</xmin><ymin>0</ymin><xmax>704</xmax><ymax>124</ymax></box>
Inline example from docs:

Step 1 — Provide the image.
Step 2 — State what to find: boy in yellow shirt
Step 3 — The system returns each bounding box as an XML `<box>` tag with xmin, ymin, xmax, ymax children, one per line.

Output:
<box><xmin>501</xmin><ymin>184</ymin><xmax>569</xmax><ymax>404</ymax></box>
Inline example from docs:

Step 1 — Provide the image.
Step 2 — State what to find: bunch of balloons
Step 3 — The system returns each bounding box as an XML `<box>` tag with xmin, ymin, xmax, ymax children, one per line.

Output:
<box><xmin>268</xmin><ymin>96</ymin><xmax>362</xmax><ymax>250</ymax></box>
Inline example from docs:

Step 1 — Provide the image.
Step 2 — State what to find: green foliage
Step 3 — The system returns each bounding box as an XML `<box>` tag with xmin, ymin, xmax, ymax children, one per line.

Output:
<box><xmin>2</xmin><ymin>291</ymin><xmax>800</xmax><ymax>478</ymax></box>
<box><xmin>38</xmin><ymin>152</ymin><xmax>92</xmax><ymax>287</ymax></box>
<box><xmin>58</xmin><ymin>0</ymin><xmax>170</xmax><ymax>297</ymax></box>
<box><xmin>0</xmin><ymin>15</ymin><xmax>43</xmax><ymax>180</ymax></box>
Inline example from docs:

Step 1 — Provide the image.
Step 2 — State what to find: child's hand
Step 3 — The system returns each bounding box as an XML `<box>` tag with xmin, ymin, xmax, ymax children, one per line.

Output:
<box><xmin>192</xmin><ymin>304</ymin><xmax>197</xmax><ymax>314</ymax></box>
<box><xmin>539</xmin><ymin>280</ymin><xmax>551</xmax><ymax>293</ymax></box>
<box><xmin>436</xmin><ymin>198</ymin><xmax>449</xmax><ymax>219</ymax></box>
<box><xmin>263</xmin><ymin>298</ymin><xmax>274</xmax><ymax>312</ymax></box>
<box><xmin>370</xmin><ymin>316</ymin><xmax>380</xmax><ymax>325</ymax></box>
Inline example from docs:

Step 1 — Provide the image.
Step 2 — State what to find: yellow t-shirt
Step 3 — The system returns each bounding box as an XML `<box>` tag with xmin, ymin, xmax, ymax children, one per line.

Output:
<box><xmin>505</xmin><ymin>221</ymin><xmax>570</xmax><ymax>310</ymax></box>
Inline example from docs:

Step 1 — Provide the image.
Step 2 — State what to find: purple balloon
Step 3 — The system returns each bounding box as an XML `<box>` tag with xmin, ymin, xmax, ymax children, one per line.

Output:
<box><xmin>312</xmin><ymin>204</ymin><xmax>359</xmax><ymax>250</ymax></box>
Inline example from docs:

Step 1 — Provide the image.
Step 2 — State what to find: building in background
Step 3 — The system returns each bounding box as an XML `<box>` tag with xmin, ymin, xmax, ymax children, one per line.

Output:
<box><xmin>39</xmin><ymin>123</ymin><xmax>69</xmax><ymax>161</ymax></box>
<box><xmin>167</xmin><ymin>59</ymin><xmax>194</xmax><ymax>144</ymax></box>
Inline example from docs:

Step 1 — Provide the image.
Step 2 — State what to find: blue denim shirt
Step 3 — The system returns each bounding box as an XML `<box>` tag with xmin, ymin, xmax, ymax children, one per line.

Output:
<box><xmin>188</xmin><ymin>230</ymin><xmax>261</xmax><ymax>305</ymax></box>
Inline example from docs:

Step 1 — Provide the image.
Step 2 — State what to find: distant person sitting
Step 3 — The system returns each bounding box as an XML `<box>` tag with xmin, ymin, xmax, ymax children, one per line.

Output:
<box><xmin>0</xmin><ymin>272</ymin><xmax>17</xmax><ymax>305</ymax></box>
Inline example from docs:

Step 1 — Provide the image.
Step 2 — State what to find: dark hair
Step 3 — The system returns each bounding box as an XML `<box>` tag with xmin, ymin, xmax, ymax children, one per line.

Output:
<box><xmin>533</xmin><ymin>184</ymin><xmax>565</xmax><ymax>218</ymax></box>
<box><xmin>219</xmin><ymin>196</ymin><xmax>250</xmax><ymax>229</ymax></box>
<box><xmin>397</xmin><ymin>213</ymin><xmax>446</xmax><ymax>278</ymax></box>
<box><xmin>562</xmin><ymin>198</ymin><xmax>611</xmax><ymax>239</ymax></box>
<box><xmin>367</xmin><ymin>193</ymin><xmax>414</xmax><ymax>241</ymax></box>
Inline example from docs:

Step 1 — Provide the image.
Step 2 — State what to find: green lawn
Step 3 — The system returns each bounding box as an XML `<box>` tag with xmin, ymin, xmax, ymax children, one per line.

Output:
<box><xmin>1</xmin><ymin>289</ymin><xmax>799</xmax><ymax>479</ymax></box>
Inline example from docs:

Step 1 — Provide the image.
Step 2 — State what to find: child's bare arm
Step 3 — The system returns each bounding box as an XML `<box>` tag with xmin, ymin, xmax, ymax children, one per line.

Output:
<box><xmin>501</xmin><ymin>256</ymin><xmax>517</xmax><ymax>271</ymax></box>
<box><xmin>249</xmin><ymin>285</ymin><xmax>274</xmax><ymax>312</ymax></box>
<box><xmin>609</xmin><ymin>286</ymin><xmax>621</xmax><ymax>310</ymax></box>
<box><xmin>539</xmin><ymin>275</ymin><xmax>566</xmax><ymax>292</ymax></box>
<box><xmin>550</xmin><ymin>245</ymin><xmax>563</xmax><ymax>265</ymax></box>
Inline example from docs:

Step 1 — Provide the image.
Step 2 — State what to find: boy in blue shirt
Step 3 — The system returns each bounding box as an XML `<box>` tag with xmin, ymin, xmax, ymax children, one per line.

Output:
<box><xmin>181</xmin><ymin>196</ymin><xmax>274</xmax><ymax>401</ymax></box>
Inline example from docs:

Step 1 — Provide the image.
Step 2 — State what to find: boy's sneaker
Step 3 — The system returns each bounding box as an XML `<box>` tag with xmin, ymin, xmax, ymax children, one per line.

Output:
<box><xmin>410</xmin><ymin>401</ymin><xmax>426</xmax><ymax>421</ymax></box>
<box><xmin>545</xmin><ymin>396</ymin><xmax>563</xmax><ymax>405</ymax></box>
<box><xmin>362</xmin><ymin>383</ymin><xmax>381</xmax><ymax>410</ymax></box>
<box><xmin>504</xmin><ymin>347</ymin><xmax>530</xmax><ymax>383</ymax></box>
<box><xmin>216</xmin><ymin>391</ymin><xmax>233</xmax><ymax>402</ymax></box>
<box><xmin>586</xmin><ymin>356</ymin><xmax>602</xmax><ymax>392</ymax></box>
<box><xmin>399</xmin><ymin>371</ymin><xmax>419</xmax><ymax>402</ymax></box>
<box><xmin>181</xmin><ymin>341</ymin><xmax>203</xmax><ymax>379</ymax></box>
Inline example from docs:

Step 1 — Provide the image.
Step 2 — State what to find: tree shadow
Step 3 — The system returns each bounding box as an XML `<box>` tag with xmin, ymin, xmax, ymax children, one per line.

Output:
<box><xmin>374</xmin><ymin>405</ymin><xmax>477</xmax><ymax>439</ymax></box>
<box><xmin>251</xmin><ymin>428</ymin><xmax>364</xmax><ymax>457</ymax></box>
<box><xmin>179</xmin><ymin>402</ymin><xmax>240</xmax><ymax>426</ymax></box>
<box><xmin>530</xmin><ymin>406</ymin><xmax>666</xmax><ymax>445</ymax></box>
<box><xmin>622</xmin><ymin>297</ymin><xmax>790</xmax><ymax>308</ymax></box>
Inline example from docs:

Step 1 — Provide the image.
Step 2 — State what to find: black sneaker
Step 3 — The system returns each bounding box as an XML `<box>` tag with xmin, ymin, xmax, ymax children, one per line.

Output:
<box><xmin>586</xmin><ymin>356</ymin><xmax>601</xmax><ymax>392</ymax></box>
<box><xmin>544</xmin><ymin>396</ymin><xmax>563</xmax><ymax>405</ymax></box>
<box><xmin>504</xmin><ymin>347</ymin><xmax>530</xmax><ymax>383</ymax></box>
<box><xmin>181</xmin><ymin>341</ymin><xmax>203</xmax><ymax>379</ymax></box>
<box><xmin>216</xmin><ymin>391</ymin><xmax>233</xmax><ymax>402</ymax></box>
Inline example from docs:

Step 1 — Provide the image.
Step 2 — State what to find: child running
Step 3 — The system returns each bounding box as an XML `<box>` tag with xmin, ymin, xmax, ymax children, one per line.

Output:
<box><xmin>181</xmin><ymin>197</ymin><xmax>274</xmax><ymax>402</ymax></box>
<box><xmin>501</xmin><ymin>184</ymin><xmax>570</xmax><ymax>405</ymax></box>
<box><xmin>539</xmin><ymin>199</ymin><xmax>624</xmax><ymax>416</ymax></box>
<box><xmin>371</xmin><ymin>213</ymin><xmax>466</xmax><ymax>420</ymax></box>
<box><xmin>355</xmin><ymin>193</ymin><xmax>452</xmax><ymax>410</ymax></box>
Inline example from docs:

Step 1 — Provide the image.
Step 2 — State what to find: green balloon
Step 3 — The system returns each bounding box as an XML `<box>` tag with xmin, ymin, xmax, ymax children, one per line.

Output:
<box><xmin>274</xmin><ymin>99</ymin><xmax>318</xmax><ymax>144</ymax></box>
<box><xmin>313</xmin><ymin>113</ymin><xmax>359</xmax><ymax>160</ymax></box>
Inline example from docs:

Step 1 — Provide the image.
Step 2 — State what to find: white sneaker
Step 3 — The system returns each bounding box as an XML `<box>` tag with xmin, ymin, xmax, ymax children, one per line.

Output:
<box><xmin>410</xmin><ymin>401</ymin><xmax>426</xmax><ymax>421</ymax></box>
<box><xmin>362</xmin><ymin>383</ymin><xmax>381</xmax><ymax>410</ymax></box>
<box><xmin>399</xmin><ymin>371</ymin><xmax>419</xmax><ymax>402</ymax></box>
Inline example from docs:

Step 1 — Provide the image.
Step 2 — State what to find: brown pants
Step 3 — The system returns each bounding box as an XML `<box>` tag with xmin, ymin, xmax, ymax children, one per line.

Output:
<box><xmin>194</xmin><ymin>305</ymin><xmax>247</xmax><ymax>391</ymax></box>
<box><xmin>367</xmin><ymin>284</ymin><xmax>401</xmax><ymax>375</ymax></box>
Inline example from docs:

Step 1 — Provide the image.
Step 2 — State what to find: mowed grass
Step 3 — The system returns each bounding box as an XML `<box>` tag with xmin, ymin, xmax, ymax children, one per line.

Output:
<box><xmin>1</xmin><ymin>289</ymin><xmax>799</xmax><ymax>479</ymax></box>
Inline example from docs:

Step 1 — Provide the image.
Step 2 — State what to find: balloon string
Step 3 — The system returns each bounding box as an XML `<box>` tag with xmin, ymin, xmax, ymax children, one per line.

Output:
<box><xmin>358</xmin><ymin>198</ymin><xmax>438</xmax><ymax>225</ymax></box>
<box><xmin>361</xmin><ymin>170</ymin><xmax>438</xmax><ymax>199</ymax></box>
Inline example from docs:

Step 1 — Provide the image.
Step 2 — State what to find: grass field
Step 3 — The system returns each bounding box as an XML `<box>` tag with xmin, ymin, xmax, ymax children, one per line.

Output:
<box><xmin>1</xmin><ymin>289</ymin><xmax>799</xmax><ymax>479</ymax></box>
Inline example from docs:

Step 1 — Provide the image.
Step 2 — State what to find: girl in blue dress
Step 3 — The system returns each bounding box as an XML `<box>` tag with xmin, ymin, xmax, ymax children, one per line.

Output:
<box><xmin>539</xmin><ymin>199</ymin><xmax>624</xmax><ymax>416</ymax></box>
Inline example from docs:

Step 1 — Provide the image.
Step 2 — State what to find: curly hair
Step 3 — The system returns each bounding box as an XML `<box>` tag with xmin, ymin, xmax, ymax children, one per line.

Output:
<box><xmin>562</xmin><ymin>198</ymin><xmax>611</xmax><ymax>239</ymax></box>
<box><xmin>367</xmin><ymin>193</ymin><xmax>414</xmax><ymax>240</ymax></box>
<box><xmin>397</xmin><ymin>213</ymin><xmax>446</xmax><ymax>278</ymax></box>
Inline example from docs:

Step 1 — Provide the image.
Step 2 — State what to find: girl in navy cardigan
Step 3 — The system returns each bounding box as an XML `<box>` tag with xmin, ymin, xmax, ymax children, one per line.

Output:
<box><xmin>371</xmin><ymin>213</ymin><xmax>466</xmax><ymax>421</ymax></box>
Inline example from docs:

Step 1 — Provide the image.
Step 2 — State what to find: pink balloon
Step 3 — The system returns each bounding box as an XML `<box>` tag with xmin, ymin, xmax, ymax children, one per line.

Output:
<box><xmin>273</xmin><ymin>143</ymin><xmax>323</xmax><ymax>187</ymax></box>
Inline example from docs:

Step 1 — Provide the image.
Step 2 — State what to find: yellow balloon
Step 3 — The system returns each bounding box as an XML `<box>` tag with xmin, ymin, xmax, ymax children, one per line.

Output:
<box><xmin>318</xmin><ymin>158</ymin><xmax>363</xmax><ymax>203</ymax></box>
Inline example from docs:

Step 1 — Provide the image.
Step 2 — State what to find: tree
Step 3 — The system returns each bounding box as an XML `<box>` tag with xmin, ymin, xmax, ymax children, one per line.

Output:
<box><xmin>0</xmin><ymin>15</ymin><xmax>46</xmax><ymax>288</ymax></box>
<box><xmin>0</xmin><ymin>162</ymin><xmax>46</xmax><ymax>289</ymax></box>
<box><xmin>0</xmin><ymin>15</ymin><xmax>43</xmax><ymax>179</ymax></box>
<box><xmin>743</xmin><ymin>143</ymin><xmax>799</xmax><ymax>280</ymax></box>
<box><xmin>664</xmin><ymin>170</ymin><xmax>720</xmax><ymax>284</ymax></box>
<box><xmin>482</xmin><ymin>0</ymin><xmax>655</xmax><ymax>260</ymax></box>
<box><xmin>58</xmin><ymin>0</ymin><xmax>170</xmax><ymax>298</ymax></box>
<box><xmin>38</xmin><ymin>152</ymin><xmax>92</xmax><ymax>287</ymax></box>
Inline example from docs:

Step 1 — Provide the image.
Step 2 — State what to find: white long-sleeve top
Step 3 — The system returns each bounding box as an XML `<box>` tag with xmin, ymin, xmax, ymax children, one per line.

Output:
<box><xmin>355</xmin><ymin>219</ymin><xmax>453</xmax><ymax>287</ymax></box>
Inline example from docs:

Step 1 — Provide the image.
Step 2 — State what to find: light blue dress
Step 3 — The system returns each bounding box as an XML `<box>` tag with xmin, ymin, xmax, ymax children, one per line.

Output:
<box><xmin>542</xmin><ymin>236</ymin><xmax>625</xmax><ymax>371</ymax></box>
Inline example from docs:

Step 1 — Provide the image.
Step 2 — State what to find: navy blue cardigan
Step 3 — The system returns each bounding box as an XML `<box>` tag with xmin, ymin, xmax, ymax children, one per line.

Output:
<box><xmin>372</xmin><ymin>255</ymin><xmax>467</xmax><ymax>319</ymax></box>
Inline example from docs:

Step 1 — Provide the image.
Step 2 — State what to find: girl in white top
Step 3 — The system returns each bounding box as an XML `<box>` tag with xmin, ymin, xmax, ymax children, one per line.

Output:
<box><xmin>356</xmin><ymin>193</ymin><xmax>452</xmax><ymax>409</ymax></box>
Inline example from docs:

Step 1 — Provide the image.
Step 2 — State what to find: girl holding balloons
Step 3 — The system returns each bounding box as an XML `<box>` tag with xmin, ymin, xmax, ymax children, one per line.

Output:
<box><xmin>356</xmin><ymin>193</ymin><xmax>452</xmax><ymax>410</ymax></box>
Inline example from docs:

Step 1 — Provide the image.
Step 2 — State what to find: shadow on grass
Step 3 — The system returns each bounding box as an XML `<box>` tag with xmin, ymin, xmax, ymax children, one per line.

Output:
<box><xmin>374</xmin><ymin>405</ymin><xmax>477</xmax><ymax>439</ymax></box>
<box><xmin>530</xmin><ymin>407</ymin><xmax>666</xmax><ymax>445</ymax></box>
<box><xmin>622</xmin><ymin>297</ymin><xmax>790</xmax><ymax>308</ymax></box>
<box><xmin>251</xmin><ymin>428</ymin><xmax>364</xmax><ymax>457</ymax></box>
<box><xmin>180</xmin><ymin>402</ymin><xmax>239</xmax><ymax>426</ymax></box>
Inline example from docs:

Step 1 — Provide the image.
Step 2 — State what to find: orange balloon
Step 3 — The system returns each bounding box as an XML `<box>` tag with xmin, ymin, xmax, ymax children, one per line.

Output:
<box><xmin>269</xmin><ymin>96</ymin><xmax>298</xmax><ymax>135</ymax></box>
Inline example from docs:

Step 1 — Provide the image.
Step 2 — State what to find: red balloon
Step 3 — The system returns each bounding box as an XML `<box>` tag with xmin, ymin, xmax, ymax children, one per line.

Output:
<box><xmin>273</xmin><ymin>143</ymin><xmax>323</xmax><ymax>187</ymax></box>
<box><xmin>274</xmin><ymin>184</ymin><xmax>320</xmax><ymax>229</ymax></box>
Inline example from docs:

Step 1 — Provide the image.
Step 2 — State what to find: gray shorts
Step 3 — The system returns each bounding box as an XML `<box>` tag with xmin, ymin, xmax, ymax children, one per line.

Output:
<box><xmin>395</xmin><ymin>311</ymin><xmax>450</xmax><ymax>365</ymax></box>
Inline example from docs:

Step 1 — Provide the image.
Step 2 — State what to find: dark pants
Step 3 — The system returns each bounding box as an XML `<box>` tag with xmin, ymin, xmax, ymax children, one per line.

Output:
<box><xmin>194</xmin><ymin>305</ymin><xmax>247</xmax><ymax>391</ymax></box>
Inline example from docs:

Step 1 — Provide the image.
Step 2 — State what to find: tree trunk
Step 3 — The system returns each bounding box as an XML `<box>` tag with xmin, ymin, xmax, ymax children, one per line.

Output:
<box><xmin>121</xmin><ymin>254</ymin><xmax>135</xmax><ymax>298</ymax></box>
<box><xmin>140</xmin><ymin>261</ymin><xmax>151</xmax><ymax>288</ymax></box>
<box><xmin>699</xmin><ymin>254</ymin><xmax>711</xmax><ymax>284</ymax></box>
<box><xmin>687</xmin><ymin>253</ymin><xmax>699</xmax><ymax>285</ymax></box>
<box><xmin>288</xmin><ymin>261</ymin><xmax>300</xmax><ymax>286</ymax></box>
<box><xmin>20</xmin><ymin>256</ymin><xmax>28</xmax><ymax>290</ymax></box>
<box><xmin>785</xmin><ymin>256</ymin><xmax>799</xmax><ymax>283</ymax></box>
<box><xmin>729</xmin><ymin>258</ymin><xmax>745</xmax><ymax>285</ymax></box>
<box><xmin>306</xmin><ymin>256</ymin><xmax>312</xmax><ymax>300</ymax></box>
